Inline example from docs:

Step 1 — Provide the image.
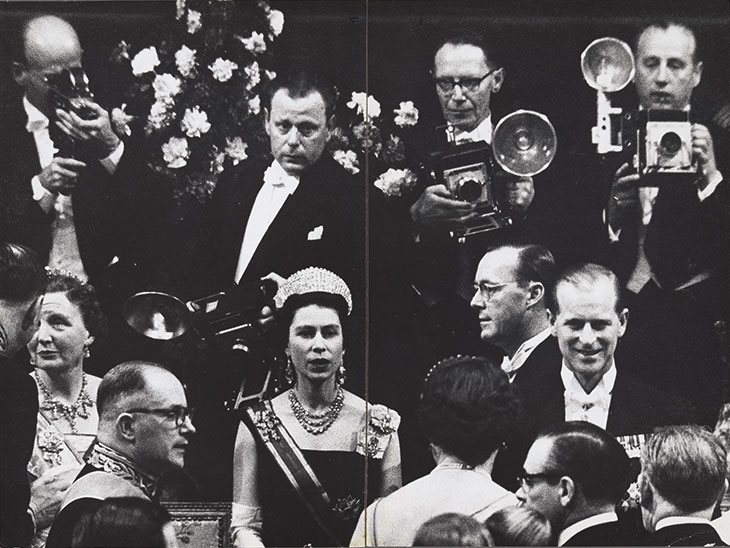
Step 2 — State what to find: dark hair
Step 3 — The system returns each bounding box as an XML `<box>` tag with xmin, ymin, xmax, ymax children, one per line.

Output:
<box><xmin>45</xmin><ymin>274</ymin><xmax>107</xmax><ymax>339</ymax></box>
<box><xmin>71</xmin><ymin>497</ymin><xmax>172</xmax><ymax>547</ymax></box>
<box><xmin>417</xmin><ymin>355</ymin><xmax>523</xmax><ymax>467</ymax></box>
<box><xmin>97</xmin><ymin>361</ymin><xmax>169</xmax><ymax>419</ymax></box>
<box><xmin>413</xmin><ymin>513</ymin><xmax>494</xmax><ymax>547</ymax></box>
<box><xmin>485</xmin><ymin>506</ymin><xmax>554</xmax><ymax>546</ymax></box>
<box><xmin>264</xmin><ymin>69</ymin><xmax>337</xmax><ymax>118</ymax></box>
<box><xmin>547</xmin><ymin>262</ymin><xmax>624</xmax><ymax>314</ymax></box>
<box><xmin>538</xmin><ymin>421</ymin><xmax>631</xmax><ymax>506</ymax></box>
<box><xmin>634</xmin><ymin>20</ymin><xmax>700</xmax><ymax>64</ymax></box>
<box><xmin>431</xmin><ymin>29</ymin><xmax>501</xmax><ymax>71</ymax></box>
<box><xmin>641</xmin><ymin>425</ymin><xmax>727</xmax><ymax>513</ymax></box>
<box><xmin>484</xmin><ymin>243</ymin><xmax>556</xmax><ymax>294</ymax></box>
<box><xmin>276</xmin><ymin>291</ymin><xmax>350</xmax><ymax>345</ymax></box>
<box><xmin>0</xmin><ymin>243</ymin><xmax>45</xmax><ymax>303</ymax></box>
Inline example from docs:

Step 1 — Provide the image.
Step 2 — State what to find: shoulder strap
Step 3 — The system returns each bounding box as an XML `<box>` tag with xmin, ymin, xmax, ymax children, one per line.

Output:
<box><xmin>243</xmin><ymin>400</ymin><xmax>340</xmax><ymax>546</ymax></box>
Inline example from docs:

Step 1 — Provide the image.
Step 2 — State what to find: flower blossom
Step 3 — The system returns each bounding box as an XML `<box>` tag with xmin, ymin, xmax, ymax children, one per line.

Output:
<box><xmin>248</xmin><ymin>95</ymin><xmax>261</xmax><ymax>115</ymax></box>
<box><xmin>245</xmin><ymin>62</ymin><xmax>261</xmax><ymax>90</ymax></box>
<box><xmin>153</xmin><ymin>73</ymin><xmax>182</xmax><ymax>103</ymax></box>
<box><xmin>181</xmin><ymin>106</ymin><xmax>211</xmax><ymax>138</ymax></box>
<box><xmin>332</xmin><ymin>149</ymin><xmax>360</xmax><ymax>174</ymax></box>
<box><xmin>239</xmin><ymin>31</ymin><xmax>267</xmax><ymax>54</ymax></box>
<box><xmin>187</xmin><ymin>9</ymin><xmax>202</xmax><ymax>34</ymax></box>
<box><xmin>130</xmin><ymin>47</ymin><xmax>160</xmax><ymax>75</ymax></box>
<box><xmin>162</xmin><ymin>136</ymin><xmax>190</xmax><ymax>168</ymax></box>
<box><xmin>209</xmin><ymin>58</ymin><xmax>239</xmax><ymax>83</ymax></box>
<box><xmin>268</xmin><ymin>10</ymin><xmax>284</xmax><ymax>36</ymax></box>
<box><xmin>347</xmin><ymin>92</ymin><xmax>381</xmax><ymax>119</ymax></box>
<box><xmin>146</xmin><ymin>100</ymin><xmax>173</xmax><ymax>132</ymax></box>
<box><xmin>394</xmin><ymin>101</ymin><xmax>419</xmax><ymax>127</ymax></box>
<box><xmin>226</xmin><ymin>137</ymin><xmax>249</xmax><ymax>165</ymax></box>
<box><xmin>175</xmin><ymin>45</ymin><xmax>197</xmax><ymax>78</ymax></box>
<box><xmin>374</xmin><ymin>168</ymin><xmax>418</xmax><ymax>197</ymax></box>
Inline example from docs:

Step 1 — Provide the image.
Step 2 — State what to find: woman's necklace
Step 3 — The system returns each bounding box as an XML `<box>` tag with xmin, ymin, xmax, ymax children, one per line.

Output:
<box><xmin>288</xmin><ymin>386</ymin><xmax>344</xmax><ymax>435</ymax></box>
<box><xmin>34</xmin><ymin>370</ymin><xmax>94</xmax><ymax>434</ymax></box>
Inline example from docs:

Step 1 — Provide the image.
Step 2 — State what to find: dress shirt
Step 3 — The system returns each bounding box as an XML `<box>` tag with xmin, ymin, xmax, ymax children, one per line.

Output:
<box><xmin>500</xmin><ymin>327</ymin><xmax>552</xmax><ymax>382</ymax></box>
<box><xmin>655</xmin><ymin>516</ymin><xmax>713</xmax><ymax>531</ymax></box>
<box><xmin>454</xmin><ymin>114</ymin><xmax>493</xmax><ymax>145</ymax></box>
<box><xmin>234</xmin><ymin>160</ymin><xmax>300</xmax><ymax>283</ymax></box>
<box><xmin>561</xmin><ymin>361</ymin><xmax>616</xmax><ymax>429</ymax></box>
<box><xmin>558</xmin><ymin>511</ymin><xmax>618</xmax><ymax>546</ymax></box>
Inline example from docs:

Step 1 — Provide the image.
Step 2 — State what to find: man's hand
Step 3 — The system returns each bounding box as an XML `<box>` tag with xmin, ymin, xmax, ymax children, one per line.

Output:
<box><xmin>409</xmin><ymin>184</ymin><xmax>476</xmax><ymax>229</ymax></box>
<box><xmin>38</xmin><ymin>157</ymin><xmax>87</xmax><ymax>195</ymax></box>
<box><xmin>691</xmin><ymin>123</ymin><xmax>720</xmax><ymax>190</ymax></box>
<box><xmin>257</xmin><ymin>272</ymin><xmax>286</xmax><ymax>331</ymax></box>
<box><xmin>55</xmin><ymin>100</ymin><xmax>121</xmax><ymax>159</ymax></box>
<box><xmin>607</xmin><ymin>162</ymin><xmax>640</xmax><ymax>233</ymax></box>
<box><xmin>504</xmin><ymin>176</ymin><xmax>534</xmax><ymax>215</ymax></box>
<box><xmin>29</xmin><ymin>465</ymin><xmax>77</xmax><ymax>530</ymax></box>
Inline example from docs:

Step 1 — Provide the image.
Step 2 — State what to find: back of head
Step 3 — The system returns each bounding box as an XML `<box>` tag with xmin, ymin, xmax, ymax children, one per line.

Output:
<box><xmin>538</xmin><ymin>421</ymin><xmax>631</xmax><ymax>507</ymax></box>
<box><xmin>71</xmin><ymin>497</ymin><xmax>172</xmax><ymax>547</ymax></box>
<box><xmin>417</xmin><ymin>355</ymin><xmax>522</xmax><ymax>467</ymax></box>
<box><xmin>0</xmin><ymin>243</ymin><xmax>45</xmax><ymax>304</ymax></box>
<box><xmin>485</xmin><ymin>506</ymin><xmax>554</xmax><ymax>546</ymax></box>
<box><xmin>641</xmin><ymin>425</ymin><xmax>727</xmax><ymax>513</ymax></box>
<box><xmin>547</xmin><ymin>262</ymin><xmax>624</xmax><ymax>314</ymax></box>
<box><xmin>97</xmin><ymin>361</ymin><xmax>169</xmax><ymax>421</ymax></box>
<box><xmin>264</xmin><ymin>68</ymin><xmax>337</xmax><ymax>118</ymax></box>
<box><xmin>413</xmin><ymin>513</ymin><xmax>493</xmax><ymax>547</ymax></box>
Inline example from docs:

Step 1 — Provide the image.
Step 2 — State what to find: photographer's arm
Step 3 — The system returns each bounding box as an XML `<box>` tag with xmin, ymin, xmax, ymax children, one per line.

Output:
<box><xmin>409</xmin><ymin>184</ymin><xmax>476</xmax><ymax>230</ymax></box>
<box><xmin>606</xmin><ymin>162</ymin><xmax>640</xmax><ymax>239</ymax></box>
<box><xmin>692</xmin><ymin>123</ymin><xmax>723</xmax><ymax>197</ymax></box>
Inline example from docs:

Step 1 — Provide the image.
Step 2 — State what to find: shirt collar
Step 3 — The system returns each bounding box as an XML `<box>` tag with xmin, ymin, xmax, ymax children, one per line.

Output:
<box><xmin>561</xmin><ymin>359</ymin><xmax>617</xmax><ymax>396</ymax></box>
<box><xmin>454</xmin><ymin>114</ymin><xmax>493</xmax><ymax>144</ymax></box>
<box><xmin>502</xmin><ymin>327</ymin><xmax>552</xmax><ymax>380</ymax></box>
<box><xmin>558</xmin><ymin>512</ymin><xmax>618</xmax><ymax>546</ymax></box>
<box><xmin>263</xmin><ymin>160</ymin><xmax>300</xmax><ymax>195</ymax></box>
<box><xmin>655</xmin><ymin>516</ymin><xmax>712</xmax><ymax>531</ymax></box>
<box><xmin>24</xmin><ymin>96</ymin><xmax>49</xmax><ymax>134</ymax></box>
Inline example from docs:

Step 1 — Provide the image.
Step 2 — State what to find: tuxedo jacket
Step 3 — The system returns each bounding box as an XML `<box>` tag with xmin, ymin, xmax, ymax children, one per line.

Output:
<box><xmin>562</xmin><ymin>519</ymin><xmax>647</xmax><ymax>546</ymax></box>
<box><xmin>0</xmin><ymin>94</ymin><xmax>171</xmax><ymax>300</ymax></box>
<box><xmin>197</xmin><ymin>153</ymin><xmax>364</xmax><ymax>296</ymax></box>
<box><xmin>646</xmin><ymin>522</ymin><xmax>725</xmax><ymax>547</ymax></box>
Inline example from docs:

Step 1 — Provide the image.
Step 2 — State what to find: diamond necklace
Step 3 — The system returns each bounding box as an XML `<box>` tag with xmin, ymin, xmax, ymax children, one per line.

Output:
<box><xmin>34</xmin><ymin>370</ymin><xmax>94</xmax><ymax>434</ymax></box>
<box><xmin>288</xmin><ymin>387</ymin><xmax>344</xmax><ymax>435</ymax></box>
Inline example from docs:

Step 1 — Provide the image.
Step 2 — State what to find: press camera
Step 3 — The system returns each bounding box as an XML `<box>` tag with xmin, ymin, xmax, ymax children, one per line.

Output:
<box><xmin>626</xmin><ymin>109</ymin><xmax>694</xmax><ymax>181</ymax></box>
<box><xmin>45</xmin><ymin>67</ymin><xmax>97</xmax><ymax>160</ymax></box>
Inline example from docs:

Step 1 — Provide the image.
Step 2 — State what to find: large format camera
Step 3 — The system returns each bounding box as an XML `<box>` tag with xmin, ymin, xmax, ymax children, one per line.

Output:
<box><xmin>45</xmin><ymin>67</ymin><xmax>97</xmax><ymax>160</ymax></box>
<box><xmin>427</xmin><ymin>110</ymin><xmax>557</xmax><ymax>240</ymax></box>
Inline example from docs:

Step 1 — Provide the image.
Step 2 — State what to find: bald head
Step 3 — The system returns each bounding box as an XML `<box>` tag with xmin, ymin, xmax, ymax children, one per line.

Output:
<box><xmin>13</xmin><ymin>15</ymin><xmax>82</xmax><ymax>114</ymax></box>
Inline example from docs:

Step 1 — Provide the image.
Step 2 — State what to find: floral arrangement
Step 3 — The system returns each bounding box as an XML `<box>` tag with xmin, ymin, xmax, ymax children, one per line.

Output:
<box><xmin>110</xmin><ymin>0</ymin><xmax>283</xmax><ymax>202</ymax></box>
<box><xmin>355</xmin><ymin>404</ymin><xmax>401</xmax><ymax>459</ymax></box>
<box><xmin>328</xmin><ymin>92</ymin><xmax>421</xmax><ymax>198</ymax></box>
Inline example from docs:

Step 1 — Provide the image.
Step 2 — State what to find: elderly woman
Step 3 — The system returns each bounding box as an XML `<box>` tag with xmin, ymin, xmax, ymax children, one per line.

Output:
<box><xmin>231</xmin><ymin>267</ymin><xmax>402</xmax><ymax>547</ymax></box>
<box><xmin>350</xmin><ymin>355</ymin><xmax>523</xmax><ymax>546</ymax></box>
<box><xmin>26</xmin><ymin>272</ymin><xmax>106</xmax><ymax>548</ymax></box>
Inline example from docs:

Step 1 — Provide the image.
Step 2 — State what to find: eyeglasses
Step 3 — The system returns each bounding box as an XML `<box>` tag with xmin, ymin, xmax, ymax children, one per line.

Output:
<box><xmin>517</xmin><ymin>469</ymin><xmax>565</xmax><ymax>489</ymax></box>
<box><xmin>433</xmin><ymin>68</ymin><xmax>499</xmax><ymax>94</ymax></box>
<box><xmin>126</xmin><ymin>406</ymin><xmax>194</xmax><ymax>428</ymax></box>
<box><xmin>473</xmin><ymin>281</ymin><xmax>521</xmax><ymax>301</ymax></box>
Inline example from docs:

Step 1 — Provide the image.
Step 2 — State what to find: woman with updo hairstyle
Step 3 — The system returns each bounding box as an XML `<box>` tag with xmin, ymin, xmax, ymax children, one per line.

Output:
<box><xmin>485</xmin><ymin>505</ymin><xmax>554</xmax><ymax>546</ymax></box>
<box><xmin>413</xmin><ymin>513</ymin><xmax>494</xmax><ymax>546</ymax></box>
<box><xmin>231</xmin><ymin>267</ymin><xmax>402</xmax><ymax>547</ymax></box>
<box><xmin>26</xmin><ymin>271</ymin><xmax>107</xmax><ymax>548</ymax></box>
<box><xmin>350</xmin><ymin>355</ymin><xmax>523</xmax><ymax>546</ymax></box>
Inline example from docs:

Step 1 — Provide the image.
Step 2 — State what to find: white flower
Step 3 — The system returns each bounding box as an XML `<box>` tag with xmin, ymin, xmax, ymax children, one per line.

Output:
<box><xmin>175</xmin><ymin>45</ymin><xmax>197</xmax><ymax>78</ymax></box>
<box><xmin>245</xmin><ymin>62</ymin><xmax>261</xmax><ymax>90</ymax></box>
<box><xmin>265</xmin><ymin>70</ymin><xmax>277</xmax><ymax>81</ymax></box>
<box><xmin>181</xmin><ymin>106</ymin><xmax>211</xmax><ymax>138</ymax></box>
<box><xmin>211</xmin><ymin>149</ymin><xmax>226</xmax><ymax>174</ymax></box>
<box><xmin>162</xmin><ymin>136</ymin><xmax>189</xmax><ymax>168</ymax></box>
<box><xmin>111</xmin><ymin>104</ymin><xmax>134</xmax><ymax>137</ymax></box>
<box><xmin>187</xmin><ymin>9</ymin><xmax>202</xmax><ymax>34</ymax></box>
<box><xmin>332</xmin><ymin>149</ymin><xmax>360</xmax><ymax>174</ymax></box>
<box><xmin>209</xmin><ymin>58</ymin><xmax>239</xmax><ymax>83</ymax></box>
<box><xmin>248</xmin><ymin>95</ymin><xmax>261</xmax><ymax>115</ymax></box>
<box><xmin>394</xmin><ymin>101</ymin><xmax>419</xmax><ymax>127</ymax></box>
<box><xmin>225</xmin><ymin>137</ymin><xmax>249</xmax><ymax>165</ymax></box>
<box><xmin>374</xmin><ymin>168</ymin><xmax>418</xmax><ymax>197</ymax></box>
<box><xmin>146</xmin><ymin>100</ymin><xmax>173</xmax><ymax>132</ymax></box>
<box><xmin>239</xmin><ymin>31</ymin><xmax>267</xmax><ymax>54</ymax></box>
<box><xmin>347</xmin><ymin>92</ymin><xmax>381</xmax><ymax>119</ymax></box>
<box><xmin>130</xmin><ymin>47</ymin><xmax>160</xmax><ymax>75</ymax></box>
<box><xmin>153</xmin><ymin>73</ymin><xmax>182</xmax><ymax>103</ymax></box>
<box><xmin>268</xmin><ymin>10</ymin><xmax>284</xmax><ymax>36</ymax></box>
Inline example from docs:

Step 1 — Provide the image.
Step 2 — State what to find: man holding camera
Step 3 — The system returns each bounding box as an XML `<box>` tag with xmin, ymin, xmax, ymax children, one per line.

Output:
<box><xmin>606</xmin><ymin>22</ymin><xmax>729</xmax><ymax>426</ymax></box>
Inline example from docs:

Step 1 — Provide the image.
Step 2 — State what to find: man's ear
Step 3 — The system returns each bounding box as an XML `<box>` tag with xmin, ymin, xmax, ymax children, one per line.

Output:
<box><xmin>12</xmin><ymin>61</ymin><xmax>28</xmax><ymax>86</ymax></box>
<box><xmin>526</xmin><ymin>282</ymin><xmax>545</xmax><ymax>309</ymax></box>
<box><xmin>491</xmin><ymin>67</ymin><xmax>505</xmax><ymax>93</ymax></box>
<box><xmin>617</xmin><ymin>308</ymin><xmax>629</xmax><ymax>338</ymax></box>
<box><xmin>547</xmin><ymin>308</ymin><xmax>558</xmax><ymax>336</ymax></box>
<box><xmin>117</xmin><ymin>413</ymin><xmax>136</xmax><ymax>441</ymax></box>
<box><xmin>692</xmin><ymin>60</ymin><xmax>703</xmax><ymax>90</ymax></box>
<box><xmin>558</xmin><ymin>476</ymin><xmax>576</xmax><ymax>508</ymax></box>
<box><xmin>263</xmin><ymin>108</ymin><xmax>271</xmax><ymax>137</ymax></box>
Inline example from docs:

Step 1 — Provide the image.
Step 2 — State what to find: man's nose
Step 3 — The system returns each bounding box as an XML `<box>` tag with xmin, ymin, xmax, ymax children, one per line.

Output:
<box><xmin>656</xmin><ymin>62</ymin><xmax>669</xmax><ymax>83</ymax></box>
<box><xmin>286</xmin><ymin>128</ymin><xmax>301</xmax><ymax>146</ymax></box>
<box><xmin>578</xmin><ymin>324</ymin><xmax>597</xmax><ymax>344</ymax></box>
<box><xmin>470</xmin><ymin>289</ymin><xmax>483</xmax><ymax>309</ymax></box>
<box><xmin>451</xmin><ymin>84</ymin><xmax>466</xmax><ymax>101</ymax></box>
<box><xmin>181</xmin><ymin>416</ymin><xmax>196</xmax><ymax>434</ymax></box>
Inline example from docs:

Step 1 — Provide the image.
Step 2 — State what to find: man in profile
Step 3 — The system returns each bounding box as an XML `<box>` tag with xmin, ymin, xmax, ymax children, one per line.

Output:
<box><xmin>46</xmin><ymin>361</ymin><xmax>196</xmax><ymax>547</ymax></box>
<box><xmin>0</xmin><ymin>242</ymin><xmax>45</xmax><ymax>548</ymax></box>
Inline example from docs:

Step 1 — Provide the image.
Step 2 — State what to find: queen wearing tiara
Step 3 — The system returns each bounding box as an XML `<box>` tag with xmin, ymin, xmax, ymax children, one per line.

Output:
<box><xmin>231</xmin><ymin>267</ymin><xmax>402</xmax><ymax>547</ymax></box>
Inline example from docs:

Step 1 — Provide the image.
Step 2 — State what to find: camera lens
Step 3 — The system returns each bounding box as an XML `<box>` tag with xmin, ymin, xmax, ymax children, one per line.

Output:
<box><xmin>659</xmin><ymin>131</ymin><xmax>682</xmax><ymax>156</ymax></box>
<box><xmin>457</xmin><ymin>178</ymin><xmax>483</xmax><ymax>202</ymax></box>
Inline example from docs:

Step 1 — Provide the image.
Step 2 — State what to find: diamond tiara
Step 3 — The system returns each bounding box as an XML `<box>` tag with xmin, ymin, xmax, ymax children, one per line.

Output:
<box><xmin>274</xmin><ymin>267</ymin><xmax>352</xmax><ymax>315</ymax></box>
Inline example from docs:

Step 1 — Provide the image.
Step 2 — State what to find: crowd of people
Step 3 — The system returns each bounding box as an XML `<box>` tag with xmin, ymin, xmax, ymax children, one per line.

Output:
<box><xmin>1</xmin><ymin>6</ymin><xmax>729</xmax><ymax>548</ymax></box>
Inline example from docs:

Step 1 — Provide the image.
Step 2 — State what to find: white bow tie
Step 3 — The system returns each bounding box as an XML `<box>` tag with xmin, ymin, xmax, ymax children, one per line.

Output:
<box><xmin>263</xmin><ymin>165</ymin><xmax>298</xmax><ymax>189</ymax></box>
<box><xmin>565</xmin><ymin>387</ymin><xmax>611</xmax><ymax>413</ymax></box>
